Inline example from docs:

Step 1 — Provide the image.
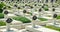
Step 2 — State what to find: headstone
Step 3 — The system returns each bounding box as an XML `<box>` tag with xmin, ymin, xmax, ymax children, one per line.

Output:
<box><xmin>25</xmin><ymin>4</ymin><xmax>27</xmax><ymax>6</ymax></box>
<box><xmin>3</xmin><ymin>7</ymin><xmax>6</xmax><ymax>10</ymax></box>
<box><xmin>52</xmin><ymin>8</ymin><xmax>55</xmax><ymax>11</ymax></box>
<box><xmin>45</xmin><ymin>0</ymin><xmax>48</xmax><ymax>3</ymax></box>
<box><xmin>39</xmin><ymin>8</ymin><xmax>42</xmax><ymax>12</ymax></box>
<box><xmin>6</xmin><ymin>18</ymin><xmax>13</xmax><ymax>32</ymax></box>
<box><xmin>51</xmin><ymin>0</ymin><xmax>54</xmax><ymax>3</ymax></box>
<box><xmin>14</xmin><ymin>4</ymin><xmax>17</xmax><ymax>7</ymax></box>
<box><xmin>6</xmin><ymin>18</ymin><xmax>13</xmax><ymax>23</ymax></box>
<box><xmin>52</xmin><ymin>5</ymin><xmax>54</xmax><ymax>7</ymax></box>
<box><xmin>32</xmin><ymin>15</ymin><xmax>37</xmax><ymax>20</ymax></box>
<box><xmin>8</xmin><ymin>6</ymin><xmax>11</xmax><ymax>8</ymax></box>
<box><xmin>18</xmin><ymin>7</ymin><xmax>20</xmax><ymax>9</ymax></box>
<box><xmin>30</xmin><ymin>6</ymin><xmax>33</xmax><ymax>9</ymax></box>
<box><xmin>42</xmin><ymin>6</ymin><xmax>44</xmax><ymax>8</ymax></box>
<box><xmin>1</xmin><ymin>0</ymin><xmax>4</xmax><ymax>1</ymax></box>
<box><xmin>32</xmin><ymin>15</ymin><xmax>37</xmax><ymax>28</ymax></box>
<box><xmin>34</xmin><ymin>4</ymin><xmax>37</xmax><ymax>6</ymax></box>
<box><xmin>23</xmin><ymin>10</ymin><xmax>26</xmax><ymax>13</ymax></box>
<box><xmin>4</xmin><ymin>11</ymin><xmax>9</xmax><ymax>15</ymax></box>
<box><xmin>17</xmin><ymin>0</ymin><xmax>19</xmax><ymax>1</ymax></box>
<box><xmin>12</xmin><ymin>0</ymin><xmax>14</xmax><ymax>1</ymax></box>
<box><xmin>53</xmin><ymin>14</ymin><xmax>57</xmax><ymax>18</ymax></box>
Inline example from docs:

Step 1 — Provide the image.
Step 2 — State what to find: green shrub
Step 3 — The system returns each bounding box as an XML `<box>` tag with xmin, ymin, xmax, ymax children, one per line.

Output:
<box><xmin>0</xmin><ymin>9</ymin><xmax>3</xmax><ymax>13</ymax></box>
<box><xmin>0</xmin><ymin>13</ymin><xmax>4</xmax><ymax>19</ymax></box>
<box><xmin>12</xmin><ymin>16</ymin><xmax>31</xmax><ymax>23</ymax></box>
<box><xmin>44</xmin><ymin>25</ymin><xmax>60</xmax><ymax>31</ymax></box>
<box><xmin>44</xmin><ymin>7</ymin><xmax>49</xmax><ymax>11</ymax></box>
<box><xmin>0</xmin><ymin>21</ymin><xmax>6</xmax><ymax>26</ymax></box>
<box><xmin>38</xmin><ymin>18</ymin><xmax>47</xmax><ymax>21</ymax></box>
<box><xmin>56</xmin><ymin>16</ymin><xmax>60</xmax><ymax>19</ymax></box>
<box><xmin>0</xmin><ymin>2</ymin><xmax>6</xmax><ymax>13</ymax></box>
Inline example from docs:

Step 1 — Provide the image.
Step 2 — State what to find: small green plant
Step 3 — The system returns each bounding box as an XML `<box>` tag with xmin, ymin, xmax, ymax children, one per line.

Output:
<box><xmin>0</xmin><ymin>13</ymin><xmax>4</xmax><ymax>19</ymax></box>
<box><xmin>0</xmin><ymin>21</ymin><xmax>6</xmax><ymax>26</ymax></box>
<box><xmin>38</xmin><ymin>18</ymin><xmax>47</xmax><ymax>21</ymax></box>
<box><xmin>43</xmin><ymin>7</ymin><xmax>49</xmax><ymax>11</ymax></box>
<box><xmin>56</xmin><ymin>15</ymin><xmax>60</xmax><ymax>19</ymax></box>
<box><xmin>0</xmin><ymin>2</ymin><xmax>6</xmax><ymax>13</ymax></box>
<box><xmin>12</xmin><ymin>16</ymin><xmax>31</xmax><ymax>23</ymax></box>
<box><xmin>0</xmin><ymin>2</ymin><xmax>5</xmax><ymax>9</ymax></box>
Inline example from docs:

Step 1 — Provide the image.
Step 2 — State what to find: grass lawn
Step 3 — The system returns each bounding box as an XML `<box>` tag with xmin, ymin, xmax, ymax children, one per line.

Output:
<box><xmin>38</xmin><ymin>18</ymin><xmax>48</xmax><ymax>21</ymax></box>
<box><xmin>44</xmin><ymin>25</ymin><xmax>60</xmax><ymax>31</ymax></box>
<box><xmin>0</xmin><ymin>21</ymin><xmax>6</xmax><ymax>26</ymax></box>
<box><xmin>12</xmin><ymin>16</ymin><xmax>31</xmax><ymax>23</ymax></box>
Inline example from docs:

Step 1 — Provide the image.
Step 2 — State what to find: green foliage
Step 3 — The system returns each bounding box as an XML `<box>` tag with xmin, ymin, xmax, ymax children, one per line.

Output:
<box><xmin>44</xmin><ymin>7</ymin><xmax>49</xmax><ymax>11</ymax></box>
<box><xmin>30</xmin><ymin>12</ymin><xmax>32</xmax><ymax>15</ymax></box>
<box><xmin>42</xmin><ymin>4</ymin><xmax>49</xmax><ymax>11</ymax></box>
<box><xmin>12</xmin><ymin>16</ymin><xmax>31</xmax><ymax>23</ymax></box>
<box><xmin>56</xmin><ymin>16</ymin><xmax>60</xmax><ymax>19</ymax></box>
<box><xmin>44</xmin><ymin>25</ymin><xmax>60</xmax><ymax>31</ymax></box>
<box><xmin>0</xmin><ymin>9</ymin><xmax>3</xmax><ymax>13</ymax></box>
<box><xmin>0</xmin><ymin>13</ymin><xmax>4</xmax><ymax>19</ymax></box>
<box><xmin>0</xmin><ymin>2</ymin><xmax>6</xmax><ymax>13</ymax></box>
<box><xmin>0</xmin><ymin>21</ymin><xmax>6</xmax><ymax>26</ymax></box>
<box><xmin>38</xmin><ymin>18</ymin><xmax>47</xmax><ymax>21</ymax></box>
<box><xmin>0</xmin><ymin>2</ymin><xmax>5</xmax><ymax>9</ymax></box>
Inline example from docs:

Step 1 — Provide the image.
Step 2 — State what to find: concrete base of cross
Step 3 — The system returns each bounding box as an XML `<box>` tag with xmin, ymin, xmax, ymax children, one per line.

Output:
<box><xmin>25</xmin><ymin>25</ymin><xmax>59</xmax><ymax>32</ymax></box>
<box><xmin>0</xmin><ymin>28</ymin><xmax>18</xmax><ymax>32</ymax></box>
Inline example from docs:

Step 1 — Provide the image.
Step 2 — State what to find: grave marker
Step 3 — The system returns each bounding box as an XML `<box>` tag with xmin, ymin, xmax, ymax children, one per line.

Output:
<box><xmin>32</xmin><ymin>15</ymin><xmax>37</xmax><ymax>28</ymax></box>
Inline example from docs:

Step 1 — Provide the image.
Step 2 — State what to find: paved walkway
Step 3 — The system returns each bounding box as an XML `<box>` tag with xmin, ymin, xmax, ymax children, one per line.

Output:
<box><xmin>26</xmin><ymin>25</ymin><xmax>59</xmax><ymax>32</ymax></box>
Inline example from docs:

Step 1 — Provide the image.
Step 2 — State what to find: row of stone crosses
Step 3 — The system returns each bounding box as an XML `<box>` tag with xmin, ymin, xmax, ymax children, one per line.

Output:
<box><xmin>4</xmin><ymin>10</ymin><xmax>57</xmax><ymax>24</ymax></box>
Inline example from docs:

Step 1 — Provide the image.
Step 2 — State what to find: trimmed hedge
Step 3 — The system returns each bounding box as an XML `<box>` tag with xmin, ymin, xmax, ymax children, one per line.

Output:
<box><xmin>0</xmin><ymin>21</ymin><xmax>6</xmax><ymax>26</ymax></box>
<box><xmin>0</xmin><ymin>13</ymin><xmax>4</xmax><ymax>19</ymax></box>
<box><xmin>44</xmin><ymin>25</ymin><xmax>60</xmax><ymax>31</ymax></box>
<box><xmin>38</xmin><ymin>18</ymin><xmax>47</xmax><ymax>21</ymax></box>
<box><xmin>12</xmin><ymin>16</ymin><xmax>31</xmax><ymax>23</ymax></box>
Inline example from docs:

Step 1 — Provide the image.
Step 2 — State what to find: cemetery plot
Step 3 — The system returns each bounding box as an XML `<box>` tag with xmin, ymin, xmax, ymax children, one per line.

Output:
<box><xmin>0</xmin><ymin>0</ymin><xmax>60</xmax><ymax>32</ymax></box>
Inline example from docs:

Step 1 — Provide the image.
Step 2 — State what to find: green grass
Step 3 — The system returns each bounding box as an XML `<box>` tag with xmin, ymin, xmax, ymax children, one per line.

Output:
<box><xmin>0</xmin><ymin>13</ymin><xmax>4</xmax><ymax>19</ymax></box>
<box><xmin>56</xmin><ymin>16</ymin><xmax>60</xmax><ymax>19</ymax></box>
<box><xmin>0</xmin><ymin>21</ymin><xmax>6</xmax><ymax>26</ymax></box>
<box><xmin>38</xmin><ymin>18</ymin><xmax>48</xmax><ymax>21</ymax></box>
<box><xmin>44</xmin><ymin>25</ymin><xmax>60</xmax><ymax>31</ymax></box>
<box><xmin>12</xmin><ymin>16</ymin><xmax>31</xmax><ymax>23</ymax></box>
